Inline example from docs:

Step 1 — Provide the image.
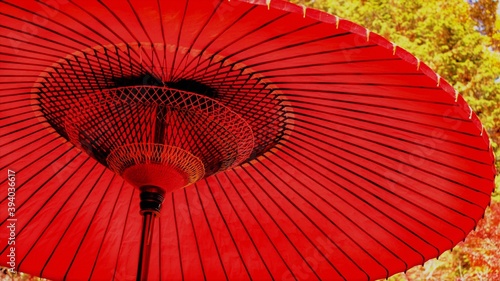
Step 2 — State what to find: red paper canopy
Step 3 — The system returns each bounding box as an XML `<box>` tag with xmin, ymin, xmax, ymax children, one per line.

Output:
<box><xmin>0</xmin><ymin>0</ymin><xmax>496</xmax><ymax>280</ymax></box>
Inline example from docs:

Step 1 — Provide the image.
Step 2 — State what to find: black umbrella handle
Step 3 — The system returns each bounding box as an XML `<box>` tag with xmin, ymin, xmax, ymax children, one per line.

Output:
<box><xmin>137</xmin><ymin>186</ymin><xmax>165</xmax><ymax>281</ymax></box>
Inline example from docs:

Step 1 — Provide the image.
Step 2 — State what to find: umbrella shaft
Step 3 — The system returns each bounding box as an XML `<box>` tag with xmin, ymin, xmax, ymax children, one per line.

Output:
<box><xmin>138</xmin><ymin>211</ymin><xmax>156</xmax><ymax>281</ymax></box>
<box><xmin>137</xmin><ymin>186</ymin><xmax>165</xmax><ymax>281</ymax></box>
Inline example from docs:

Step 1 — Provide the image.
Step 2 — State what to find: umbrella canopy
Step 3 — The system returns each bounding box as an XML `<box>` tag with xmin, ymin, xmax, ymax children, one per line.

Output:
<box><xmin>0</xmin><ymin>0</ymin><xmax>496</xmax><ymax>280</ymax></box>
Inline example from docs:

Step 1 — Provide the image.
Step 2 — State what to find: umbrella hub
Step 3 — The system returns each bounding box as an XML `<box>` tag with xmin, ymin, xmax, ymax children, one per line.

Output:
<box><xmin>107</xmin><ymin>144</ymin><xmax>205</xmax><ymax>193</ymax></box>
<box><xmin>64</xmin><ymin>86</ymin><xmax>255</xmax><ymax>192</ymax></box>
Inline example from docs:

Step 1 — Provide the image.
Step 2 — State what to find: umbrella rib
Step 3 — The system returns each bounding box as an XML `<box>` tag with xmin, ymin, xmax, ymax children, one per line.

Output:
<box><xmin>79</xmin><ymin>45</ymin><xmax>144</xmax><ymax>76</ymax></box>
<box><xmin>0</xmin><ymin>138</ymin><xmax>66</xmax><ymax>180</ymax></box>
<box><xmin>39</xmin><ymin>166</ymin><xmax>108</xmax><ymax>277</ymax></box>
<box><xmin>96</xmin><ymin>2</ymin><xmax>142</xmax><ymax>48</ymax></box>
<box><xmin>76</xmin><ymin>50</ymin><xmax>103</xmax><ymax>92</ymax></box>
<box><xmin>0</xmin><ymin>110</ymin><xmax>33</xmax><ymax>121</ymax></box>
<box><xmin>14</xmin><ymin>157</ymin><xmax>92</xmax><ymax>266</ymax></box>
<box><xmin>83</xmin><ymin>51</ymin><xmax>104</xmax><ymax>92</ymax></box>
<box><xmin>286</xmin><ymin>111</ymin><xmax>487</xmax><ymax>166</ymax></box>
<box><xmin>0</xmin><ymin>11</ymin><xmax>93</xmax><ymax>50</ymax></box>
<box><xmin>266</xmin><ymin>72</ymin><xmax>425</xmax><ymax>78</ymax></box>
<box><xmin>205</xmin><ymin>178</ymin><xmax>253</xmax><ymax>280</ymax></box>
<box><xmin>241</xmin><ymin>37</ymin><xmax>367</xmax><ymax>67</ymax></box>
<box><xmin>223</xmin><ymin>171</ymin><xmax>295</xmax><ymax>279</ymax></box>
<box><xmin>286</xmin><ymin>95</ymin><xmax>459</xmax><ymax>121</ymax></box>
<box><xmin>185</xmin><ymin>13</ymin><xmax>256</xmax><ymax>84</ymax></box>
<box><xmin>114</xmin><ymin>45</ymin><xmax>129</xmax><ymax>83</ymax></box>
<box><xmin>169</xmin><ymin>0</ymin><xmax>190</xmax><ymax>81</ymax></box>
<box><xmin>229</xmin><ymin>169</ymin><xmax>308</xmax><ymax>281</ymax></box>
<box><xmin>112</xmin><ymin>187</ymin><xmax>137</xmax><ymax>281</ymax></box>
<box><xmin>167</xmin><ymin>0</ymin><xmax>222</xmax><ymax>77</ymax></box>
<box><xmin>0</xmin><ymin>146</ymin><xmax>77</xmax><ymax>220</ymax></box>
<box><xmin>187</xmin><ymin>44</ymin><xmax>376</xmax><ymax>81</ymax></box>
<box><xmin>158</xmin><ymin>219</ymin><xmax>163</xmax><ymax>281</ymax></box>
<box><xmin>0</xmin><ymin>87</ymin><xmax>42</xmax><ymax>96</ymax></box>
<box><xmin>291</xmin><ymin>130</ymin><xmax>487</xmax><ymax>220</ymax></box>
<box><xmin>64</xmin><ymin>174</ymin><xmax>118</xmax><ymax>279</ymax></box>
<box><xmin>112</xmin><ymin>45</ymin><xmax>125</xmax><ymax>82</ymax></box>
<box><xmin>69</xmin><ymin>0</ymin><xmax>141</xmax><ymax>55</ymax></box>
<box><xmin>170</xmin><ymin>0</ymin><xmax>224</xmax><ymax>82</ymax></box>
<box><xmin>0</xmin><ymin>98</ymin><xmax>32</xmax><ymax>107</ymax></box>
<box><xmin>0</xmin><ymin>60</ymin><xmax>56</xmax><ymax>68</ymax></box>
<box><xmin>0</xmin><ymin>80</ymin><xmax>42</xmax><ymax>85</ymax></box>
<box><xmin>278</xmin><ymin>142</ymin><xmax>461</xmax><ymax>245</ymax></box>
<box><xmin>284</xmin><ymin>90</ymin><xmax>454</xmax><ymax>107</ymax></box>
<box><xmin>284</xmin><ymin>139</ymin><xmax>473</xmax><ymax>235</ymax></box>
<box><xmin>0</xmin><ymin>67</ymin><xmax>42</xmax><ymax>72</ymax></box>
<box><xmin>195</xmin><ymin>182</ymin><xmax>230</xmax><ymax>281</ymax></box>
<box><xmin>290</xmin><ymin>108</ymin><xmax>485</xmax><ymax>150</ymax></box>
<box><xmin>95</xmin><ymin>49</ymin><xmax>116</xmax><ymax>89</ymax></box>
<box><xmin>238</xmin><ymin>165</ymin><xmax>338</xmax><ymax>281</ymax></box>
<box><xmin>0</xmin><ymin>123</ymin><xmax>50</xmax><ymax>140</ymax></box>
<box><xmin>292</xmin><ymin>119</ymin><xmax>493</xmax><ymax>185</ymax></box>
<box><xmin>0</xmin><ymin>23</ymin><xmax>78</xmax><ymax>52</ymax></box>
<box><xmin>181</xmin><ymin>6</ymin><xmax>257</xmax><ymax>75</ymax></box>
<box><xmin>192</xmin><ymin>71</ymin><xmax>439</xmax><ymax>84</ymax></box>
<box><xmin>184</xmin><ymin>189</ymin><xmax>207</xmax><ymax>281</ymax></box>
<box><xmin>239</xmin><ymin>45</ymin><xmax>389</xmax><ymax>71</ymax></box>
<box><xmin>89</xmin><ymin>180</ymin><xmax>126</xmax><ymax>280</ymax></box>
<box><xmin>192</xmin><ymin>57</ymin><xmax>402</xmax><ymax>83</ymax></box>
<box><xmin>182</xmin><ymin>11</ymin><xmax>293</xmax><ymax>81</ymax></box>
<box><xmin>250</xmin><ymin>58</ymin><xmax>404</xmax><ymax>75</ymax></box>
<box><xmin>203</xmin><ymin>66</ymin><xmax>264</xmax><ymax>111</ymax></box>
<box><xmin>125</xmin><ymin>0</ymin><xmax>155</xmax><ymax>46</ymax></box>
<box><xmin>0</xmin><ymin>125</ymin><xmax>47</xmax><ymax>145</ymax></box>
<box><xmin>0</xmin><ymin>46</ymin><xmax>58</xmax><ymax>60</ymax></box>
<box><xmin>248</xmin><ymin>160</ymin><xmax>370</xmax><ymax>280</ymax></box>
<box><xmin>186</xmin><ymin>9</ymin><xmax>331</xmax><ymax>80</ymax></box>
<box><xmin>215</xmin><ymin>174</ymin><xmax>275</xmax><ymax>279</ymax></box>
<box><xmin>34</xmin><ymin>0</ymin><xmax>116</xmax><ymax>47</ymax></box>
<box><xmin>2</xmin><ymin>1</ymin><xmax>108</xmax><ymax>48</ymax></box>
<box><xmin>212</xmin><ymin>18</ymin><xmax>320</xmax><ymax>63</ymax></box>
<box><xmin>210</xmin><ymin>26</ymin><xmax>348</xmax><ymax>69</ymax></box>
<box><xmin>19</xmin><ymin>2</ymin><xmax>147</xmax><ymax>75</ymax></box>
<box><xmin>273</xmin><ymin>79</ymin><xmax>438</xmax><ymax>89</ymax></box>
<box><xmin>125</xmin><ymin>0</ymin><xmax>163</xmax><ymax>73</ymax></box>
<box><xmin>219</xmin><ymin>42</ymin><xmax>372</xmax><ymax>73</ymax></box>
<box><xmin>69</xmin><ymin>53</ymin><xmax>103</xmax><ymax>92</ymax></box>
<box><xmin>261</xmin><ymin>152</ymin><xmax>408</xmax><ymax>276</ymax></box>
<box><xmin>68</xmin><ymin>54</ymin><xmax>103</xmax><ymax>96</ymax></box>
<box><xmin>0</xmin><ymin>133</ymin><xmax>55</xmax><ymax>160</ymax></box>
<box><xmin>285</xmin><ymin>93</ymin><xmax>477</xmax><ymax>129</ymax></box>
<box><xmin>304</xmin><ymin>113</ymin><xmax>492</xmax><ymax>171</ymax></box>
<box><xmin>0</xmin><ymin>34</ymin><xmax>70</xmax><ymax>56</ymax></box>
<box><xmin>0</xmin><ymin>90</ymin><xmax>37</xmax><ymax>100</ymax></box>
<box><xmin>267</xmin><ymin>149</ymin><xmax>442</xmax><ymax>261</ymax></box>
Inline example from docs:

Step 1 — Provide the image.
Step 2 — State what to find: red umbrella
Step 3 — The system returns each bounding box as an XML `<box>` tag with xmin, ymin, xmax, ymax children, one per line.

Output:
<box><xmin>0</xmin><ymin>0</ymin><xmax>496</xmax><ymax>280</ymax></box>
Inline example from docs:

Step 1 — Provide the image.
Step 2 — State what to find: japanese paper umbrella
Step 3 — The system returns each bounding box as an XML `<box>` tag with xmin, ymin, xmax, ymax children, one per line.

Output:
<box><xmin>0</xmin><ymin>0</ymin><xmax>496</xmax><ymax>280</ymax></box>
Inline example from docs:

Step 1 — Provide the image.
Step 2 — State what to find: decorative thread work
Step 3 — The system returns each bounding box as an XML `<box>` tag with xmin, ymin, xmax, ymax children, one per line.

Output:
<box><xmin>64</xmin><ymin>86</ymin><xmax>254</xmax><ymax>180</ymax></box>
<box><xmin>107</xmin><ymin>143</ymin><xmax>205</xmax><ymax>189</ymax></box>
